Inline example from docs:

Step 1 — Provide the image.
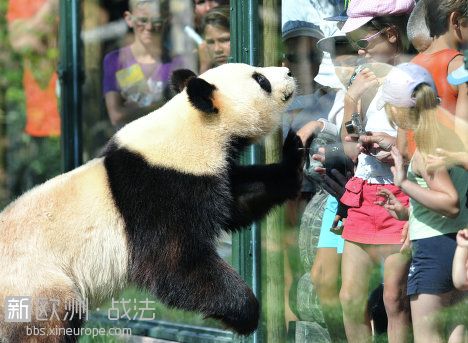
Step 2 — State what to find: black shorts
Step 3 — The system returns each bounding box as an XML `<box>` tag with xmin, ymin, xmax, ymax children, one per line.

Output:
<box><xmin>407</xmin><ymin>233</ymin><xmax>457</xmax><ymax>296</ymax></box>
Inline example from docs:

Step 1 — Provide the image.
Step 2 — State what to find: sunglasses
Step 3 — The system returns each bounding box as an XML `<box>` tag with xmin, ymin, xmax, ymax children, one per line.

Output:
<box><xmin>349</xmin><ymin>29</ymin><xmax>384</xmax><ymax>50</ymax></box>
<box><xmin>132</xmin><ymin>16</ymin><xmax>165</xmax><ymax>29</ymax></box>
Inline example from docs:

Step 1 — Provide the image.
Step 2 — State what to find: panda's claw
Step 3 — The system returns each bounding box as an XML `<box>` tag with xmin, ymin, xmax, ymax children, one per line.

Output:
<box><xmin>280</xmin><ymin>130</ymin><xmax>305</xmax><ymax>199</ymax></box>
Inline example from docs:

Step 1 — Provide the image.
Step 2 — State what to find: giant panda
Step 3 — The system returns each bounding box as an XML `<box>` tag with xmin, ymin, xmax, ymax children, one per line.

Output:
<box><xmin>0</xmin><ymin>63</ymin><xmax>303</xmax><ymax>342</ymax></box>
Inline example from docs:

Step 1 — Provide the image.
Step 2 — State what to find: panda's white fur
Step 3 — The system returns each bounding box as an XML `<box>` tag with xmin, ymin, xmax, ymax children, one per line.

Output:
<box><xmin>0</xmin><ymin>160</ymin><xmax>128</xmax><ymax>306</ymax></box>
<box><xmin>116</xmin><ymin>64</ymin><xmax>295</xmax><ymax>175</ymax></box>
<box><xmin>0</xmin><ymin>63</ymin><xmax>301</xmax><ymax>342</ymax></box>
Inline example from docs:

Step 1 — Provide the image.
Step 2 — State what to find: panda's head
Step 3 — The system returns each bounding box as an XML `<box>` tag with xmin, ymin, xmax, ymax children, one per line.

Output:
<box><xmin>172</xmin><ymin>63</ymin><xmax>296</xmax><ymax>141</ymax></box>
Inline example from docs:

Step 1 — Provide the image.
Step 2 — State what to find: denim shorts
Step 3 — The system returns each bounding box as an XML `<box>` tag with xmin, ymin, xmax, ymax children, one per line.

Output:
<box><xmin>407</xmin><ymin>233</ymin><xmax>458</xmax><ymax>296</ymax></box>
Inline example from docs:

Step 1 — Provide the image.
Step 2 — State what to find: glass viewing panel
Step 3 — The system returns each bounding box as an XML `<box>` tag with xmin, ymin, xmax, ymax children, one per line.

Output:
<box><xmin>2</xmin><ymin>0</ymin><xmax>464</xmax><ymax>342</ymax></box>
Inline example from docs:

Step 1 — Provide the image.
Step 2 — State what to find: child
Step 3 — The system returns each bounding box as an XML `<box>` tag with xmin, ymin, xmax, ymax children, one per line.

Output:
<box><xmin>338</xmin><ymin>1</ymin><xmax>415</xmax><ymax>342</ymax></box>
<box><xmin>378</xmin><ymin>62</ymin><xmax>468</xmax><ymax>343</ymax></box>
<box><xmin>402</xmin><ymin>0</ymin><xmax>468</xmax><ymax>158</ymax></box>
<box><xmin>199</xmin><ymin>6</ymin><xmax>230</xmax><ymax>72</ymax></box>
<box><xmin>103</xmin><ymin>0</ymin><xmax>182</xmax><ymax>128</ymax></box>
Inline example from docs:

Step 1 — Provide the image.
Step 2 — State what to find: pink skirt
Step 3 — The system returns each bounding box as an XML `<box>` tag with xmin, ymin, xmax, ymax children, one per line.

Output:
<box><xmin>340</xmin><ymin>177</ymin><xmax>409</xmax><ymax>244</ymax></box>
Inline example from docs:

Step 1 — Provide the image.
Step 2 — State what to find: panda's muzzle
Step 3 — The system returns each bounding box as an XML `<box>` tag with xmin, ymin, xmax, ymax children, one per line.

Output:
<box><xmin>282</xmin><ymin>90</ymin><xmax>294</xmax><ymax>102</ymax></box>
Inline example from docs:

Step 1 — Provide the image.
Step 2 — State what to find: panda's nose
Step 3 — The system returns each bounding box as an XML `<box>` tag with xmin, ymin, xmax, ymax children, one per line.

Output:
<box><xmin>279</xmin><ymin>66</ymin><xmax>292</xmax><ymax>78</ymax></box>
<box><xmin>283</xmin><ymin>67</ymin><xmax>292</xmax><ymax>77</ymax></box>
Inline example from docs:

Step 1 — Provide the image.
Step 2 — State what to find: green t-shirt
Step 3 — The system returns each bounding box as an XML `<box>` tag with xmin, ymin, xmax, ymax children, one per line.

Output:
<box><xmin>408</xmin><ymin>163</ymin><xmax>468</xmax><ymax>240</ymax></box>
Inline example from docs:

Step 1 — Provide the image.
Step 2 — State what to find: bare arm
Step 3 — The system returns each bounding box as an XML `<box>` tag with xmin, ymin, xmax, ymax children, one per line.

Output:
<box><xmin>341</xmin><ymin>91</ymin><xmax>361</xmax><ymax>161</ymax></box>
<box><xmin>296</xmin><ymin>120</ymin><xmax>324</xmax><ymax>145</ymax></box>
<box><xmin>452</xmin><ymin>229</ymin><xmax>468</xmax><ymax>291</ymax></box>
<box><xmin>340</xmin><ymin>68</ymin><xmax>379</xmax><ymax>161</ymax></box>
<box><xmin>392</xmin><ymin>147</ymin><xmax>460</xmax><ymax>218</ymax></box>
<box><xmin>396</xmin><ymin>127</ymin><xmax>410</xmax><ymax>161</ymax></box>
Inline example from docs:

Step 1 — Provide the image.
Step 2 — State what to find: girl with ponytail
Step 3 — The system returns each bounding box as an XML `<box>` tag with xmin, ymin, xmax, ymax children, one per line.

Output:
<box><xmin>378</xmin><ymin>63</ymin><xmax>468</xmax><ymax>343</ymax></box>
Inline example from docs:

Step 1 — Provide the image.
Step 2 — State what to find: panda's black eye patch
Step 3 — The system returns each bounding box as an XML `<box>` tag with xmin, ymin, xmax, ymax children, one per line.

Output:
<box><xmin>252</xmin><ymin>72</ymin><xmax>272</xmax><ymax>94</ymax></box>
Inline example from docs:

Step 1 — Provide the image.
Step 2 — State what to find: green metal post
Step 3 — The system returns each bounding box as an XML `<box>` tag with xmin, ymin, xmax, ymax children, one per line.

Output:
<box><xmin>261</xmin><ymin>0</ymin><xmax>286</xmax><ymax>341</ymax></box>
<box><xmin>58</xmin><ymin>0</ymin><xmax>83</xmax><ymax>171</ymax></box>
<box><xmin>230</xmin><ymin>1</ymin><xmax>261</xmax><ymax>343</ymax></box>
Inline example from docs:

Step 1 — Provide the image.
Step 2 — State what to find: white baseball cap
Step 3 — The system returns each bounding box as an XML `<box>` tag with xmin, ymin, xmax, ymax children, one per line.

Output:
<box><xmin>376</xmin><ymin>63</ymin><xmax>438</xmax><ymax>110</ymax></box>
<box><xmin>317</xmin><ymin>29</ymin><xmax>349</xmax><ymax>54</ymax></box>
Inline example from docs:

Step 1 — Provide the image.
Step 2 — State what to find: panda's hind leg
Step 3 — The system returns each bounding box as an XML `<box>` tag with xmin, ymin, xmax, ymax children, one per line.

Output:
<box><xmin>202</xmin><ymin>259</ymin><xmax>260</xmax><ymax>335</ymax></box>
<box><xmin>146</xmin><ymin>252</ymin><xmax>259</xmax><ymax>335</ymax></box>
<box><xmin>1</xmin><ymin>286</ymin><xmax>85</xmax><ymax>343</ymax></box>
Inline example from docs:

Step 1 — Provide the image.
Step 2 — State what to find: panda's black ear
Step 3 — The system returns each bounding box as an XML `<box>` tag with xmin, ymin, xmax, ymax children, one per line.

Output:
<box><xmin>171</xmin><ymin>69</ymin><xmax>197</xmax><ymax>94</ymax></box>
<box><xmin>186</xmin><ymin>77</ymin><xmax>219</xmax><ymax>114</ymax></box>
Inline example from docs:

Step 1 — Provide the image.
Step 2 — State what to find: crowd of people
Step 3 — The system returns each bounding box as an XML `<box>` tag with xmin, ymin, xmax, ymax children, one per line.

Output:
<box><xmin>101</xmin><ymin>0</ymin><xmax>230</xmax><ymax>128</ymax></box>
<box><xmin>283</xmin><ymin>0</ymin><xmax>467</xmax><ymax>342</ymax></box>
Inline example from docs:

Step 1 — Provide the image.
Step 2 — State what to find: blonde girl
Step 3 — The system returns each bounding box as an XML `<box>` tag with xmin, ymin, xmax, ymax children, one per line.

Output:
<box><xmin>379</xmin><ymin>62</ymin><xmax>467</xmax><ymax>343</ymax></box>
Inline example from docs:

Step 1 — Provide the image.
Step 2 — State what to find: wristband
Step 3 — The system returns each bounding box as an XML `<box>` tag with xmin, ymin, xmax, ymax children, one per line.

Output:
<box><xmin>318</xmin><ymin>118</ymin><xmax>339</xmax><ymax>137</ymax></box>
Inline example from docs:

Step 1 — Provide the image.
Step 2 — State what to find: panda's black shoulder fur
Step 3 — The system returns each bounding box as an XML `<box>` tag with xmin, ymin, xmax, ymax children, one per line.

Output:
<box><xmin>103</xmin><ymin>145</ymin><xmax>230</xmax><ymax>245</ymax></box>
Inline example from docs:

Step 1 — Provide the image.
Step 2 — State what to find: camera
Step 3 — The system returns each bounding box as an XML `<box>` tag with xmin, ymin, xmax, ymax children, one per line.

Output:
<box><xmin>345</xmin><ymin>112</ymin><xmax>366</xmax><ymax>136</ymax></box>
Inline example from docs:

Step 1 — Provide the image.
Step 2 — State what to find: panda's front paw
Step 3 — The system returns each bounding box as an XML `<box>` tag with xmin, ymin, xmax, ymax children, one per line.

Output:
<box><xmin>282</xmin><ymin>130</ymin><xmax>305</xmax><ymax>170</ymax></box>
<box><xmin>281</xmin><ymin>130</ymin><xmax>305</xmax><ymax>199</ymax></box>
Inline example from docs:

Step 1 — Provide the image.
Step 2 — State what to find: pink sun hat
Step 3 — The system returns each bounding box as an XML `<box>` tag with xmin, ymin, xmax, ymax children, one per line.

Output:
<box><xmin>341</xmin><ymin>0</ymin><xmax>415</xmax><ymax>33</ymax></box>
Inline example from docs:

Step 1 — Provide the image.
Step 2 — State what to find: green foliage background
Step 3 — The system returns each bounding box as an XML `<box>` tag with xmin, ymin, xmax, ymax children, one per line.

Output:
<box><xmin>0</xmin><ymin>0</ymin><xmax>62</xmax><ymax>208</ymax></box>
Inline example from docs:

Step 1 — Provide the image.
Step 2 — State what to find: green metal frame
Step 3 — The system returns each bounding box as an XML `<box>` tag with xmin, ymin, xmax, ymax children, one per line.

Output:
<box><xmin>58</xmin><ymin>0</ymin><xmax>84</xmax><ymax>172</ymax></box>
<box><xmin>230</xmin><ymin>2</ymin><xmax>262</xmax><ymax>343</ymax></box>
<box><xmin>58</xmin><ymin>0</ymin><xmax>265</xmax><ymax>341</ymax></box>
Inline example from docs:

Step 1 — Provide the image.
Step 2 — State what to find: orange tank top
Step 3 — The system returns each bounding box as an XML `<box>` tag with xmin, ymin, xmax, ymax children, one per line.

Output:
<box><xmin>7</xmin><ymin>0</ymin><xmax>61</xmax><ymax>137</ymax></box>
<box><xmin>411</xmin><ymin>49</ymin><xmax>461</xmax><ymax>114</ymax></box>
<box><xmin>405</xmin><ymin>49</ymin><xmax>461</xmax><ymax>158</ymax></box>
<box><xmin>23</xmin><ymin>69</ymin><xmax>60</xmax><ymax>137</ymax></box>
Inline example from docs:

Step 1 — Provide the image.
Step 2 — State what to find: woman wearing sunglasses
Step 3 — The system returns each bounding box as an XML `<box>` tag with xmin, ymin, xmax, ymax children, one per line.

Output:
<box><xmin>337</xmin><ymin>1</ymin><xmax>415</xmax><ymax>343</ymax></box>
<box><xmin>103</xmin><ymin>0</ymin><xmax>183</xmax><ymax>128</ymax></box>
